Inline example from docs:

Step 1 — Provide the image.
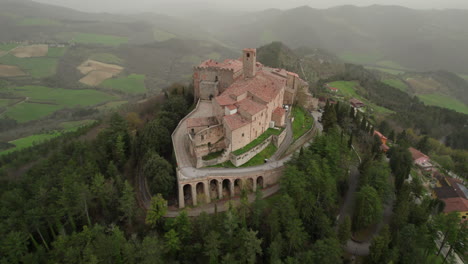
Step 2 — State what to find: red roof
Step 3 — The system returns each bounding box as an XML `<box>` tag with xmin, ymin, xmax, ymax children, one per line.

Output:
<box><xmin>237</xmin><ymin>98</ymin><xmax>266</xmax><ymax>115</ymax></box>
<box><xmin>272</xmin><ymin>107</ymin><xmax>286</xmax><ymax>117</ymax></box>
<box><xmin>328</xmin><ymin>87</ymin><xmax>338</xmax><ymax>91</ymax></box>
<box><xmin>226</xmin><ymin>105</ymin><xmax>237</xmax><ymax>110</ymax></box>
<box><xmin>224</xmin><ymin>114</ymin><xmax>250</xmax><ymax>130</ymax></box>
<box><xmin>374</xmin><ymin>130</ymin><xmax>387</xmax><ymax>140</ymax></box>
<box><xmin>442</xmin><ymin>197</ymin><xmax>468</xmax><ymax>214</ymax></box>
<box><xmin>350</xmin><ymin>98</ymin><xmax>365</xmax><ymax>106</ymax></box>
<box><xmin>409</xmin><ymin>147</ymin><xmax>429</xmax><ymax>162</ymax></box>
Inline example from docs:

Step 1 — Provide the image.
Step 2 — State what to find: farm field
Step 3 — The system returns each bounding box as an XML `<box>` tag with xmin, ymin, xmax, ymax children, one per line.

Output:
<box><xmin>96</xmin><ymin>100</ymin><xmax>128</xmax><ymax>111</ymax></box>
<box><xmin>77</xmin><ymin>60</ymin><xmax>123</xmax><ymax>86</ymax></box>
<box><xmin>2</xmin><ymin>86</ymin><xmax>118</xmax><ymax>122</ymax></box>
<box><xmin>328</xmin><ymin>81</ymin><xmax>394</xmax><ymax>114</ymax></box>
<box><xmin>58</xmin><ymin>32</ymin><xmax>128</xmax><ymax>46</ymax></box>
<box><xmin>10</xmin><ymin>45</ymin><xmax>48</xmax><ymax>58</ymax></box>
<box><xmin>0</xmin><ymin>43</ymin><xmax>18</xmax><ymax>51</ymax></box>
<box><xmin>383</xmin><ymin>79</ymin><xmax>408</xmax><ymax>92</ymax></box>
<box><xmin>153</xmin><ymin>29</ymin><xmax>176</xmax><ymax>42</ymax></box>
<box><xmin>417</xmin><ymin>93</ymin><xmax>468</xmax><ymax>115</ymax></box>
<box><xmin>47</xmin><ymin>47</ymin><xmax>67</xmax><ymax>58</ymax></box>
<box><xmin>0</xmin><ymin>98</ymin><xmax>15</xmax><ymax>107</ymax></box>
<box><xmin>365</xmin><ymin>66</ymin><xmax>405</xmax><ymax>75</ymax></box>
<box><xmin>0</xmin><ymin>131</ymin><xmax>62</xmax><ymax>155</ymax></box>
<box><xmin>89</xmin><ymin>53</ymin><xmax>123</xmax><ymax>65</ymax></box>
<box><xmin>100</xmin><ymin>74</ymin><xmax>146</xmax><ymax>94</ymax></box>
<box><xmin>0</xmin><ymin>65</ymin><xmax>26</xmax><ymax>77</ymax></box>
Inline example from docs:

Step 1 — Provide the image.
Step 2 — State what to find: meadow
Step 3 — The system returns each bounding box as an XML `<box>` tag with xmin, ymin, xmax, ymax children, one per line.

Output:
<box><xmin>0</xmin><ymin>43</ymin><xmax>18</xmax><ymax>51</ymax></box>
<box><xmin>0</xmin><ymin>51</ymin><xmax>64</xmax><ymax>78</ymax></box>
<box><xmin>2</xmin><ymin>86</ymin><xmax>118</xmax><ymax>122</ymax></box>
<box><xmin>383</xmin><ymin>79</ymin><xmax>409</xmax><ymax>92</ymax></box>
<box><xmin>417</xmin><ymin>93</ymin><xmax>468</xmax><ymax>115</ymax></box>
<box><xmin>89</xmin><ymin>53</ymin><xmax>123</xmax><ymax>64</ymax></box>
<box><xmin>58</xmin><ymin>32</ymin><xmax>128</xmax><ymax>46</ymax></box>
<box><xmin>100</xmin><ymin>74</ymin><xmax>146</xmax><ymax>94</ymax></box>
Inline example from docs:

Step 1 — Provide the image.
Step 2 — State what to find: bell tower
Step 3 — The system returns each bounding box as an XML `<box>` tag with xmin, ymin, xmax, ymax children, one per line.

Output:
<box><xmin>243</xmin><ymin>48</ymin><xmax>256</xmax><ymax>79</ymax></box>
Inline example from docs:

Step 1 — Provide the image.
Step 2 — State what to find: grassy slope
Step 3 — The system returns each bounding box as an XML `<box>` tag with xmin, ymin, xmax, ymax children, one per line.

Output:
<box><xmin>417</xmin><ymin>93</ymin><xmax>468</xmax><ymax>115</ymax></box>
<box><xmin>383</xmin><ymin>79</ymin><xmax>408</xmax><ymax>92</ymax></box>
<box><xmin>292</xmin><ymin>106</ymin><xmax>314</xmax><ymax>140</ymax></box>
<box><xmin>328</xmin><ymin>81</ymin><xmax>394</xmax><ymax>114</ymax></box>
<box><xmin>0</xmin><ymin>43</ymin><xmax>19</xmax><ymax>51</ymax></box>
<box><xmin>240</xmin><ymin>144</ymin><xmax>277</xmax><ymax>167</ymax></box>
<box><xmin>2</xmin><ymin>86</ymin><xmax>117</xmax><ymax>122</ymax></box>
<box><xmin>57</xmin><ymin>32</ymin><xmax>128</xmax><ymax>46</ymax></box>
<box><xmin>0</xmin><ymin>54</ymin><xmax>58</xmax><ymax>78</ymax></box>
<box><xmin>100</xmin><ymin>74</ymin><xmax>146</xmax><ymax>94</ymax></box>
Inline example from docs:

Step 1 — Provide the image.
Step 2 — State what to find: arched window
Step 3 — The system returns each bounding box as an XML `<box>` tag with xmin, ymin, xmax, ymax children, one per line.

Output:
<box><xmin>246</xmin><ymin>53</ymin><xmax>250</xmax><ymax>58</ymax></box>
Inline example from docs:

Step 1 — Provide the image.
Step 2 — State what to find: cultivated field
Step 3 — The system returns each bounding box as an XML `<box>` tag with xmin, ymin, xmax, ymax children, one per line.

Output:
<box><xmin>383</xmin><ymin>79</ymin><xmax>408</xmax><ymax>92</ymax></box>
<box><xmin>0</xmin><ymin>65</ymin><xmax>26</xmax><ymax>77</ymax></box>
<box><xmin>2</xmin><ymin>85</ymin><xmax>118</xmax><ymax>122</ymax></box>
<box><xmin>100</xmin><ymin>74</ymin><xmax>146</xmax><ymax>94</ymax></box>
<box><xmin>57</xmin><ymin>32</ymin><xmax>128</xmax><ymax>46</ymax></box>
<box><xmin>11</xmin><ymin>44</ymin><xmax>48</xmax><ymax>58</ymax></box>
<box><xmin>77</xmin><ymin>59</ymin><xmax>123</xmax><ymax>86</ymax></box>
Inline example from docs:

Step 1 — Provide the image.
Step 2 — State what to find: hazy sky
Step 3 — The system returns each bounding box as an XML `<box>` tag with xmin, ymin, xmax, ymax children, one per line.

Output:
<box><xmin>34</xmin><ymin>0</ymin><xmax>468</xmax><ymax>14</ymax></box>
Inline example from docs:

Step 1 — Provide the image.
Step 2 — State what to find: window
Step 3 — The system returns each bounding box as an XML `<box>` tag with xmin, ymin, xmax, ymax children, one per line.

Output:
<box><xmin>191</xmin><ymin>128</ymin><xmax>194</xmax><ymax>134</ymax></box>
<box><xmin>463</xmin><ymin>216</ymin><xmax>467</xmax><ymax>219</ymax></box>
<box><xmin>201</xmin><ymin>135</ymin><xmax>205</xmax><ymax>140</ymax></box>
<box><xmin>246</xmin><ymin>53</ymin><xmax>250</xmax><ymax>58</ymax></box>
<box><xmin>242</xmin><ymin>133</ymin><xmax>244</xmax><ymax>137</ymax></box>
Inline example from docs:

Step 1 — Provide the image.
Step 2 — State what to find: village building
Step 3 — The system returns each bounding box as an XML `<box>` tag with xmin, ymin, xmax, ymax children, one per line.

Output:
<box><xmin>349</xmin><ymin>98</ymin><xmax>365</xmax><ymax>108</ymax></box>
<box><xmin>373</xmin><ymin>130</ymin><xmax>389</xmax><ymax>152</ymax></box>
<box><xmin>409</xmin><ymin>147</ymin><xmax>433</xmax><ymax>171</ymax></box>
<box><xmin>432</xmin><ymin>175</ymin><xmax>468</xmax><ymax>221</ymax></box>
<box><xmin>187</xmin><ymin>48</ymin><xmax>307</xmax><ymax>167</ymax></box>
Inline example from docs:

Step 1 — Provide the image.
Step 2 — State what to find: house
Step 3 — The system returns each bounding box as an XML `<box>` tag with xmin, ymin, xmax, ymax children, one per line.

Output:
<box><xmin>350</xmin><ymin>98</ymin><xmax>365</xmax><ymax>108</ymax></box>
<box><xmin>327</xmin><ymin>86</ymin><xmax>338</xmax><ymax>92</ymax></box>
<box><xmin>373</xmin><ymin>130</ymin><xmax>389</xmax><ymax>152</ymax></box>
<box><xmin>442</xmin><ymin>197</ymin><xmax>468</xmax><ymax>221</ymax></box>
<box><xmin>432</xmin><ymin>175</ymin><xmax>468</xmax><ymax>221</ymax></box>
<box><xmin>409</xmin><ymin>147</ymin><xmax>433</xmax><ymax>171</ymax></box>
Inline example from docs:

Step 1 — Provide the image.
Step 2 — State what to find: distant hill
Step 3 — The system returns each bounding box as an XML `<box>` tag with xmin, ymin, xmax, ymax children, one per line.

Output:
<box><xmin>190</xmin><ymin>5</ymin><xmax>468</xmax><ymax>73</ymax></box>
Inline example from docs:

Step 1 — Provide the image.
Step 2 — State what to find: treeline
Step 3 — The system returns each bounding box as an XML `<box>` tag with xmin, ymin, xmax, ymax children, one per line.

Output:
<box><xmin>319</xmin><ymin>64</ymin><xmax>468</xmax><ymax>151</ymax></box>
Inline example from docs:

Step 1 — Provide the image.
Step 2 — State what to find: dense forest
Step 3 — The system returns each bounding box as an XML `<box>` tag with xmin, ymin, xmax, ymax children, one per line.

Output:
<box><xmin>1</xmin><ymin>85</ymin><xmax>466</xmax><ymax>263</ymax></box>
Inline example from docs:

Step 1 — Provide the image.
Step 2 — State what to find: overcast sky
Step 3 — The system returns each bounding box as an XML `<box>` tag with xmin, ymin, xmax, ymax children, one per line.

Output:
<box><xmin>34</xmin><ymin>0</ymin><xmax>468</xmax><ymax>14</ymax></box>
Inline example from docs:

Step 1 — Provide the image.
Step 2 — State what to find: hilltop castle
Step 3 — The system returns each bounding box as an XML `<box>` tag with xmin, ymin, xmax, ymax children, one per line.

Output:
<box><xmin>186</xmin><ymin>48</ymin><xmax>307</xmax><ymax>167</ymax></box>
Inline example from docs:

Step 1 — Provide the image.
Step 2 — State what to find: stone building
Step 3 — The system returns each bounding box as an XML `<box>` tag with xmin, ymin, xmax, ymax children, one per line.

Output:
<box><xmin>187</xmin><ymin>48</ymin><xmax>307</xmax><ymax>166</ymax></box>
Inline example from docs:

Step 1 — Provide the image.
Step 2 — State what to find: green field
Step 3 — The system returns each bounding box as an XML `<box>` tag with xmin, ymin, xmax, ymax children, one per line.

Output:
<box><xmin>58</xmin><ymin>32</ymin><xmax>128</xmax><ymax>46</ymax></box>
<box><xmin>89</xmin><ymin>53</ymin><xmax>123</xmax><ymax>64</ymax></box>
<box><xmin>365</xmin><ymin>66</ymin><xmax>405</xmax><ymax>75</ymax></box>
<box><xmin>0</xmin><ymin>54</ymin><xmax>58</xmax><ymax>78</ymax></box>
<box><xmin>0</xmin><ymin>43</ymin><xmax>18</xmax><ymax>51</ymax></box>
<box><xmin>96</xmin><ymin>100</ymin><xmax>128</xmax><ymax>111</ymax></box>
<box><xmin>376</xmin><ymin>60</ymin><xmax>407</xmax><ymax>70</ymax></box>
<box><xmin>2</xmin><ymin>86</ymin><xmax>118</xmax><ymax>122</ymax></box>
<box><xmin>18</xmin><ymin>18</ymin><xmax>62</xmax><ymax>26</ymax></box>
<box><xmin>47</xmin><ymin>47</ymin><xmax>67</xmax><ymax>57</ymax></box>
<box><xmin>0</xmin><ymin>131</ymin><xmax>62</xmax><ymax>155</ymax></box>
<box><xmin>0</xmin><ymin>99</ymin><xmax>15</xmax><ymax>107</ymax></box>
<box><xmin>153</xmin><ymin>28</ymin><xmax>176</xmax><ymax>42</ymax></box>
<box><xmin>292</xmin><ymin>106</ymin><xmax>314</xmax><ymax>140</ymax></box>
<box><xmin>383</xmin><ymin>79</ymin><xmax>408</xmax><ymax>92</ymax></box>
<box><xmin>417</xmin><ymin>93</ymin><xmax>468</xmax><ymax>114</ymax></box>
<box><xmin>100</xmin><ymin>74</ymin><xmax>146</xmax><ymax>94</ymax></box>
<box><xmin>328</xmin><ymin>81</ymin><xmax>394</xmax><ymax>114</ymax></box>
<box><xmin>459</xmin><ymin>74</ymin><xmax>468</xmax><ymax>81</ymax></box>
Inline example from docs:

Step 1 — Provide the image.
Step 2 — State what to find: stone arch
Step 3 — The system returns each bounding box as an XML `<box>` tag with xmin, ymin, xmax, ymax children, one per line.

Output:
<box><xmin>183</xmin><ymin>184</ymin><xmax>193</xmax><ymax>206</ymax></box>
<box><xmin>256</xmin><ymin>176</ymin><xmax>264</xmax><ymax>189</ymax></box>
<box><xmin>222</xmin><ymin>179</ymin><xmax>231</xmax><ymax>198</ymax></box>
<box><xmin>234</xmin><ymin>179</ymin><xmax>242</xmax><ymax>196</ymax></box>
<box><xmin>246</xmin><ymin>178</ymin><xmax>254</xmax><ymax>192</ymax></box>
<box><xmin>210</xmin><ymin>179</ymin><xmax>219</xmax><ymax>200</ymax></box>
<box><xmin>196</xmin><ymin>182</ymin><xmax>205</xmax><ymax>204</ymax></box>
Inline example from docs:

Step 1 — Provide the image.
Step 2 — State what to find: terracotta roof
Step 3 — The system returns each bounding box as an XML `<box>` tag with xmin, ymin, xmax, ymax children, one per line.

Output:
<box><xmin>350</xmin><ymin>98</ymin><xmax>365</xmax><ymax>105</ymax></box>
<box><xmin>434</xmin><ymin>186</ymin><xmax>459</xmax><ymax>199</ymax></box>
<box><xmin>226</xmin><ymin>105</ymin><xmax>237</xmax><ymax>110</ymax></box>
<box><xmin>442</xmin><ymin>197</ymin><xmax>468</xmax><ymax>213</ymax></box>
<box><xmin>374</xmin><ymin>130</ymin><xmax>387</xmax><ymax>140</ymax></box>
<box><xmin>287</xmin><ymin>71</ymin><xmax>299</xmax><ymax>77</ymax></box>
<box><xmin>272</xmin><ymin>107</ymin><xmax>286</xmax><ymax>117</ymax></box>
<box><xmin>224</xmin><ymin>114</ymin><xmax>250</xmax><ymax>130</ymax></box>
<box><xmin>187</xmin><ymin>117</ymin><xmax>218</xmax><ymax>128</ymax></box>
<box><xmin>237</xmin><ymin>98</ymin><xmax>266</xmax><ymax>115</ymax></box>
<box><xmin>409</xmin><ymin>147</ymin><xmax>429</xmax><ymax>162</ymax></box>
<box><xmin>328</xmin><ymin>87</ymin><xmax>338</xmax><ymax>91</ymax></box>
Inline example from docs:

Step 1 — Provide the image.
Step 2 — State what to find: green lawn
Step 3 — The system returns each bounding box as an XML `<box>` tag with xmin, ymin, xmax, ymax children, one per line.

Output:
<box><xmin>383</xmin><ymin>79</ymin><xmax>408</xmax><ymax>92</ymax></box>
<box><xmin>18</xmin><ymin>18</ymin><xmax>62</xmax><ymax>26</ymax></box>
<box><xmin>233</xmin><ymin>128</ymin><xmax>283</xmax><ymax>155</ymax></box>
<box><xmin>202</xmin><ymin>150</ymin><xmax>224</xmax><ymax>161</ymax></box>
<box><xmin>2</xmin><ymin>86</ymin><xmax>117</xmax><ymax>122</ymax></box>
<box><xmin>58</xmin><ymin>32</ymin><xmax>128</xmax><ymax>46</ymax></box>
<box><xmin>365</xmin><ymin>66</ymin><xmax>405</xmax><ymax>75</ymax></box>
<box><xmin>240</xmin><ymin>144</ymin><xmax>277</xmax><ymax>167</ymax></box>
<box><xmin>100</xmin><ymin>74</ymin><xmax>146</xmax><ymax>94</ymax></box>
<box><xmin>0</xmin><ymin>54</ymin><xmax>58</xmax><ymax>78</ymax></box>
<box><xmin>417</xmin><ymin>93</ymin><xmax>468</xmax><ymax>114</ymax></box>
<box><xmin>89</xmin><ymin>53</ymin><xmax>123</xmax><ymax>64</ymax></box>
<box><xmin>0</xmin><ymin>99</ymin><xmax>15</xmax><ymax>107</ymax></box>
<box><xmin>292</xmin><ymin>106</ymin><xmax>314</xmax><ymax>140</ymax></box>
<box><xmin>0</xmin><ymin>43</ymin><xmax>18</xmax><ymax>51</ymax></box>
<box><xmin>47</xmin><ymin>47</ymin><xmax>67</xmax><ymax>58</ymax></box>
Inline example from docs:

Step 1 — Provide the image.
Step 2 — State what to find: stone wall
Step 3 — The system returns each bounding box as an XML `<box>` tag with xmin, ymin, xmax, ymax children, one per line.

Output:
<box><xmin>230</xmin><ymin>135</ymin><xmax>273</xmax><ymax>167</ymax></box>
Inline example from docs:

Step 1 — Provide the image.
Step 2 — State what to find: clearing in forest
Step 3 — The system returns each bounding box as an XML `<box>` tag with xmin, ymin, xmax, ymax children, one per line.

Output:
<box><xmin>10</xmin><ymin>44</ymin><xmax>48</xmax><ymax>58</ymax></box>
<box><xmin>77</xmin><ymin>60</ymin><xmax>123</xmax><ymax>86</ymax></box>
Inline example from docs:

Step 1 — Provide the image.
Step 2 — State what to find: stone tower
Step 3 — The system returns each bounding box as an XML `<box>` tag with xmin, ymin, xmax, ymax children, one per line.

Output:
<box><xmin>243</xmin><ymin>48</ymin><xmax>256</xmax><ymax>78</ymax></box>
